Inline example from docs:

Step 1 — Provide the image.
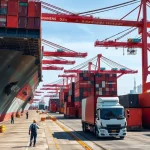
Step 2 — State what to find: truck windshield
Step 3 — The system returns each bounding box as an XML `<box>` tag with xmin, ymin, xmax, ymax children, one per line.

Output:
<box><xmin>100</xmin><ymin>108</ymin><xmax>125</xmax><ymax>120</ymax></box>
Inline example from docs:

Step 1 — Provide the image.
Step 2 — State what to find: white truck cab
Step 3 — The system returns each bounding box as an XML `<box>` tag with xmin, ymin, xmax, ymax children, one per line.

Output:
<box><xmin>95</xmin><ymin>97</ymin><xmax>127</xmax><ymax>139</ymax></box>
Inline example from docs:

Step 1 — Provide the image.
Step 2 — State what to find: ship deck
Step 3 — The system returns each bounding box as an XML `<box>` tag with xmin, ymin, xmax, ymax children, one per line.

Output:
<box><xmin>1</xmin><ymin>111</ymin><xmax>150</xmax><ymax>150</ymax></box>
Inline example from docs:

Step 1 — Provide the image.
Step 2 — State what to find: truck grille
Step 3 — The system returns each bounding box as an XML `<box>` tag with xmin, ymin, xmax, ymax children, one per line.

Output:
<box><xmin>107</xmin><ymin>124</ymin><xmax>121</xmax><ymax>128</ymax></box>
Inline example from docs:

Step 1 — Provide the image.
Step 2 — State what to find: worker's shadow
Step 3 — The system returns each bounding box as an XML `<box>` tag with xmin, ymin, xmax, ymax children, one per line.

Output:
<box><xmin>11</xmin><ymin>146</ymin><xmax>29</xmax><ymax>148</ymax></box>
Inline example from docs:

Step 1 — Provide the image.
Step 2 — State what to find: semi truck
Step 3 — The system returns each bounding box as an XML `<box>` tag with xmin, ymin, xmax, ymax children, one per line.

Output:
<box><xmin>82</xmin><ymin>96</ymin><xmax>127</xmax><ymax>139</ymax></box>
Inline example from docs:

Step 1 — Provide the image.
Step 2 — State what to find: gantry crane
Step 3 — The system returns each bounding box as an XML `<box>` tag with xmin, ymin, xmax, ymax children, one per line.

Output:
<box><xmin>42</xmin><ymin>39</ymin><xmax>87</xmax><ymax>58</ymax></box>
<box><xmin>64</xmin><ymin>54</ymin><xmax>137</xmax><ymax>78</ymax></box>
<box><xmin>32</xmin><ymin>0</ymin><xmax>149</xmax><ymax>92</ymax></box>
<box><xmin>34</xmin><ymin>94</ymin><xmax>41</xmax><ymax>96</ymax></box>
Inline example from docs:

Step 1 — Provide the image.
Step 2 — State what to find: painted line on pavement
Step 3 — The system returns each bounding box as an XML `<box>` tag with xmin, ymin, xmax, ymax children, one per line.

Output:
<box><xmin>47</xmin><ymin>114</ymin><xmax>92</xmax><ymax>150</ymax></box>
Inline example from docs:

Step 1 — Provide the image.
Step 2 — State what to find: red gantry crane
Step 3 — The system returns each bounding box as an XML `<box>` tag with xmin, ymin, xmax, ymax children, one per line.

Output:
<box><xmin>35</xmin><ymin>91</ymin><xmax>44</xmax><ymax>94</ymax></box>
<box><xmin>42</xmin><ymin>58</ymin><xmax>75</xmax><ymax>65</ymax></box>
<box><xmin>32</xmin><ymin>0</ymin><xmax>149</xmax><ymax>92</ymax></box>
<box><xmin>64</xmin><ymin>54</ymin><xmax>138</xmax><ymax>78</ymax></box>
<box><xmin>42</xmin><ymin>39</ymin><xmax>87</xmax><ymax>58</ymax></box>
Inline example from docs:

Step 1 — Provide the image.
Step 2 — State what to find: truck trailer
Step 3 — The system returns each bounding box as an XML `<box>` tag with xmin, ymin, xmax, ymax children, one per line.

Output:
<box><xmin>82</xmin><ymin>96</ymin><xmax>127</xmax><ymax>139</ymax></box>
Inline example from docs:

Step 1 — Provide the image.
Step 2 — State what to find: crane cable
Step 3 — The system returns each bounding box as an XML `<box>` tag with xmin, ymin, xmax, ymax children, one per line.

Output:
<box><xmin>78</xmin><ymin>0</ymin><xmax>140</xmax><ymax>15</ymax></box>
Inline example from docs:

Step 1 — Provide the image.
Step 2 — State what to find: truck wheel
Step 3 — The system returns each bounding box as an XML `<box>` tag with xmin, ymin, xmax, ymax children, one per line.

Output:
<box><xmin>120</xmin><ymin>136</ymin><xmax>125</xmax><ymax>140</ymax></box>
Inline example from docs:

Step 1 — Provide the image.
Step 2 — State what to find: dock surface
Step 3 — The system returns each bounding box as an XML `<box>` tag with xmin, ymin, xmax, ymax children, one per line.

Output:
<box><xmin>1</xmin><ymin>111</ymin><xmax>150</xmax><ymax>150</ymax></box>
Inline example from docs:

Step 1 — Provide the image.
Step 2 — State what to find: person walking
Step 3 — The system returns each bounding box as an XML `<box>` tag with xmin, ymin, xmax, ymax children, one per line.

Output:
<box><xmin>29</xmin><ymin>120</ymin><xmax>39</xmax><ymax>147</ymax></box>
<box><xmin>26</xmin><ymin>112</ymin><xmax>28</xmax><ymax>119</ymax></box>
<box><xmin>11</xmin><ymin>113</ymin><xmax>14</xmax><ymax>124</ymax></box>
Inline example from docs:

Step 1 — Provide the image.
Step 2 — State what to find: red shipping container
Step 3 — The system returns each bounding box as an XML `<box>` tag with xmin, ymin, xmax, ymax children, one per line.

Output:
<box><xmin>27</xmin><ymin>17</ymin><xmax>34</xmax><ymax>29</ymax></box>
<box><xmin>125</xmin><ymin>108</ymin><xmax>142</xmax><ymax>129</ymax></box>
<box><xmin>34</xmin><ymin>17</ymin><xmax>40</xmax><ymax>29</ymax></box>
<box><xmin>28</xmin><ymin>2</ymin><xmax>41</xmax><ymax>17</ymax></box>
<box><xmin>7</xmin><ymin>16</ymin><xmax>18</xmax><ymax>28</ymax></box>
<box><xmin>8</xmin><ymin>1</ymin><xmax>18</xmax><ymax>16</ymax></box>
<box><xmin>139</xmin><ymin>93</ymin><xmax>150</xmax><ymax>107</ymax></box>
<box><xmin>74</xmin><ymin>101</ymin><xmax>81</xmax><ymax>108</ymax></box>
<box><xmin>18</xmin><ymin>17</ymin><xmax>27</xmax><ymax>28</ymax></box>
<box><xmin>35</xmin><ymin>2</ymin><xmax>41</xmax><ymax>17</ymax></box>
<box><xmin>142</xmin><ymin>108</ymin><xmax>150</xmax><ymax>127</ymax></box>
<box><xmin>28</xmin><ymin>2</ymin><xmax>35</xmax><ymax>17</ymax></box>
<box><xmin>0</xmin><ymin>1</ymin><xmax>7</xmax><ymax>8</ymax></box>
<box><xmin>19</xmin><ymin>6</ymin><xmax>27</xmax><ymax>16</ymax></box>
<box><xmin>0</xmin><ymin>15</ymin><xmax>6</xmax><ymax>27</ymax></box>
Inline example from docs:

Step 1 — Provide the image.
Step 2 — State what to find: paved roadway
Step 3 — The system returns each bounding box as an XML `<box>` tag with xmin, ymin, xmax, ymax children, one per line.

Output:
<box><xmin>0</xmin><ymin>111</ymin><xmax>91</xmax><ymax>150</ymax></box>
<box><xmin>51</xmin><ymin>113</ymin><xmax>150</xmax><ymax>150</ymax></box>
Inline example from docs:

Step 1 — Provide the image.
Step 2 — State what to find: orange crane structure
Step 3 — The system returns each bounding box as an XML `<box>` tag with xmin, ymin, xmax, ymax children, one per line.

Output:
<box><xmin>64</xmin><ymin>54</ymin><xmax>137</xmax><ymax>78</ymax></box>
<box><xmin>42</xmin><ymin>39</ymin><xmax>87</xmax><ymax>58</ymax></box>
<box><xmin>38</xmin><ymin>0</ymin><xmax>150</xmax><ymax>92</ymax></box>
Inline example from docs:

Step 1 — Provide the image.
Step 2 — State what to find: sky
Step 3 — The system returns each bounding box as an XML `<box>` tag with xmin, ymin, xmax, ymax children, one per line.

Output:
<box><xmin>34</xmin><ymin>0</ymin><xmax>150</xmax><ymax>105</ymax></box>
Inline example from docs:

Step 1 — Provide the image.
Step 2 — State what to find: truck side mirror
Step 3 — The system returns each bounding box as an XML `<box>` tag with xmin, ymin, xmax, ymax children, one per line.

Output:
<box><xmin>127</xmin><ymin>110</ymin><xmax>130</xmax><ymax>118</ymax></box>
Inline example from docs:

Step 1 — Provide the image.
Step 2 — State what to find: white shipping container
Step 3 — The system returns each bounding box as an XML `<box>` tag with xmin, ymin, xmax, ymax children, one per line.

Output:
<box><xmin>96</xmin><ymin>84</ymin><xmax>99</xmax><ymax>88</ymax></box>
<box><xmin>102</xmin><ymin>81</ymin><xmax>105</xmax><ymax>88</ymax></box>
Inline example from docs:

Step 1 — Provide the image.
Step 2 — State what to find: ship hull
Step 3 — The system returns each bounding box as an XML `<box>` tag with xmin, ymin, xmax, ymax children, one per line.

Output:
<box><xmin>0</xmin><ymin>50</ymin><xmax>39</xmax><ymax>121</ymax></box>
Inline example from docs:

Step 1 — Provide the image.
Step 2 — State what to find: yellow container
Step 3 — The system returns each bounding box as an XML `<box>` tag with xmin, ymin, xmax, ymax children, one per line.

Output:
<box><xmin>0</xmin><ymin>125</ymin><xmax>6</xmax><ymax>133</ymax></box>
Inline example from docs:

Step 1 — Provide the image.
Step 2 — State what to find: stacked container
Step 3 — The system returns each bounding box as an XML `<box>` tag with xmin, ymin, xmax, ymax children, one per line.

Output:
<box><xmin>74</xmin><ymin>72</ymin><xmax>95</xmax><ymax>108</ymax></box>
<box><xmin>49</xmin><ymin>98</ymin><xmax>60</xmax><ymax>113</ymax></box>
<box><xmin>138</xmin><ymin>93</ymin><xmax>150</xmax><ymax>128</ymax></box>
<box><xmin>68</xmin><ymin>82</ymin><xmax>75</xmax><ymax>102</ymax></box>
<box><xmin>59</xmin><ymin>89</ymin><xmax>69</xmax><ymax>114</ymax></box>
<box><xmin>0</xmin><ymin>0</ymin><xmax>41</xmax><ymax>30</ymax></box>
<box><xmin>95</xmin><ymin>73</ymin><xmax>117</xmax><ymax>96</ymax></box>
<box><xmin>119</xmin><ymin>94</ymin><xmax>142</xmax><ymax>130</ymax></box>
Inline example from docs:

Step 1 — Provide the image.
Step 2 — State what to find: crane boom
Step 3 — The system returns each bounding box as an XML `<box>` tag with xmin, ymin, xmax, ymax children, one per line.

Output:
<box><xmin>42</xmin><ymin>59</ymin><xmax>75</xmax><ymax>65</ymax></box>
<box><xmin>40</xmin><ymin>88</ymin><xmax>60</xmax><ymax>90</ymax></box>
<box><xmin>94</xmin><ymin>40</ymin><xmax>150</xmax><ymax>48</ymax></box>
<box><xmin>43</xmin><ymin>84</ymin><xmax>67</xmax><ymax>87</ymax></box>
<box><xmin>64</xmin><ymin>69</ymin><xmax>137</xmax><ymax>74</ymax></box>
<box><xmin>43</xmin><ymin>51</ymin><xmax>87</xmax><ymax>57</ymax></box>
<box><xmin>42</xmin><ymin>66</ymin><xmax>64</xmax><ymax>70</ymax></box>
<box><xmin>42</xmin><ymin>13</ymin><xmax>150</xmax><ymax>27</ymax></box>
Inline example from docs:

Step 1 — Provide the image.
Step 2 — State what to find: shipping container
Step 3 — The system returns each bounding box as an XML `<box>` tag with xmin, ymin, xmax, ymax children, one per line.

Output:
<box><xmin>125</xmin><ymin>108</ymin><xmax>142</xmax><ymax>130</ymax></box>
<box><xmin>8</xmin><ymin>1</ymin><xmax>18</xmax><ymax>16</ymax></box>
<box><xmin>19</xmin><ymin>5</ymin><xmax>27</xmax><ymax>16</ymax></box>
<box><xmin>142</xmin><ymin>108</ymin><xmax>150</xmax><ymax>128</ymax></box>
<box><xmin>0</xmin><ymin>15</ymin><xmax>6</xmax><ymax>27</ymax></box>
<box><xmin>138</xmin><ymin>92</ymin><xmax>150</xmax><ymax>107</ymax></box>
<box><xmin>28</xmin><ymin>2</ymin><xmax>41</xmax><ymax>17</ymax></box>
<box><xmin>7</xmin><ymin>16</ymin><xmax>18</xmax><ymax>28</ymax></box>
<box><xmin>0</xmin><ymin>8</ymin><xmax>7</xmax><ymax>15</ymax></box>
<box><xmin>27</xmin><ymin>17</ymin><xmax>34</xmax><ymax>29</ymax></box>
<box><xmin>18</xmin><ymin>17</ymin><xmax>27</xmax><ymax>28</ymax></box>
<box><xmin>0</xmin><ymin>1</ymin><xmax>7</xmax><ymax>8</ymax></box>
<box><xmin>34</xmin><ymin>17</ymin><xmax>40</xmax><ymax>29</ymax></box>
<box><xmin>119</xmin><ymin>94</ymin><xmax>139</xmax><ymax>108</ymax></box>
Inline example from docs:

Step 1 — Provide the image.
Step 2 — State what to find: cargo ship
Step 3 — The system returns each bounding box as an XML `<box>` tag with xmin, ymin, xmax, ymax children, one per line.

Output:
<box><xmin>0</xmin><ymin>1</ymin><xmax>42</xmax><ymax>121</ymax></box>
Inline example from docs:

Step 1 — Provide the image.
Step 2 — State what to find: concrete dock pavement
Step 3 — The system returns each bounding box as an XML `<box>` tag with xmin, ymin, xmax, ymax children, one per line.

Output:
<box><xmin>0</xmin><ymin>111</ymin><xmax>48</xmax><ymax>150</ymax></box>
<box><xmin>0</xmin><ymin>111</ymin><xmax>95</xmax><ymax>150</ymax></box>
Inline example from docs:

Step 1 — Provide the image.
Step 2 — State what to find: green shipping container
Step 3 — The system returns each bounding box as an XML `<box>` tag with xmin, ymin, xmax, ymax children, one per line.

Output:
<box><xmin>19</xmin><ymin>2</ymin><xmax>28</xmax><ymax>7</ymax></box>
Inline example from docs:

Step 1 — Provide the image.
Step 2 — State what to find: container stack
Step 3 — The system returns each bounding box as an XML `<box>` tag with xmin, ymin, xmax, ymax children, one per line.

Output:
<box><xmin>138</xmin><ymin>93</ymin><xmax>150</xmax><ymax>128</ymax></box>
<box><xmin>49</xmin><ymin>98</ymin><xmax>60</xmax><ymax>113</ymax></box>
<box><xmin>68</xmin><ymin>82</ymin><xmax>75</xmax><ymax>103</ymax></box>
<box><xmin>74</xmin><ymin>72</ymin><xmax>95</xmax><ymax>118</ymax></box>
<box><xmin>0</xmin><ymin>0</ymin><xmax>41</xmax><ymax>39</ymax></box>
<box><xmin>95</xmin><ymin>73</ymin><xmax>117</xmax><ymax>97</ymax></box>
<box><xmin>59</xmin><ymin>89</ymin><xmax>69</xmax><ymax>114</ymax></box>
<box><xmin>119</xmin><ymin>94</ymin><xmax>142</xmax><ymax>131</ymax></box>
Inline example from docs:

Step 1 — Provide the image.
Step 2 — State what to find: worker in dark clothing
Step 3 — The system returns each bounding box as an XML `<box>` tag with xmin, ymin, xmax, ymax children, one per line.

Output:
<box><xmin>26</xmin><ymin>112</ymin><xmax>28</xmax><ymax>119</ymax></box>
<box><xmin>11</xmin><ymin>113</ymin><xmax>14</xmax><ymax>124</ymax></box>
<box><xmin>29</xmin><ymin>120</ymin><xmax>39</xmax><ymax>147</ymax></box>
